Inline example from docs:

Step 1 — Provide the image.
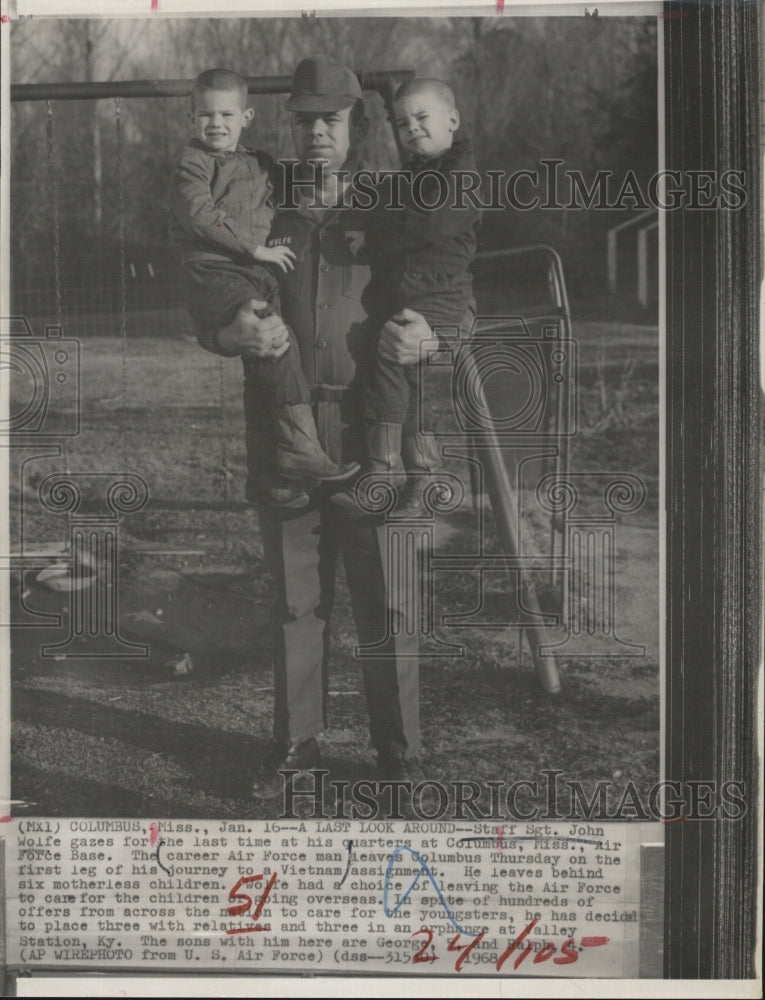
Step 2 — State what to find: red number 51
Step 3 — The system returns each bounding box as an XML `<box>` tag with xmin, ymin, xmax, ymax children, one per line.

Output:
<box><xmin>226</xmin><ymin>872</ymin><xmax>278</xmax><ymax>935</ymax></box>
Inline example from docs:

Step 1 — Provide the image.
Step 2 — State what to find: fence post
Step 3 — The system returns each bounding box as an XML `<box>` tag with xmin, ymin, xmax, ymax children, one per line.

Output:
<box><xmin>607</xmin><ymin>228</ymin><xmax>618</xmax><ymax>292</ymax></box>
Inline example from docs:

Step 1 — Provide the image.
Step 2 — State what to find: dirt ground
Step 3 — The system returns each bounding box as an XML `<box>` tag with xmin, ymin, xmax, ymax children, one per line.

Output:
<box><xmin>9</xmin><ymin>319</ymin><xmax>660</xmax><ymax>818</ymax></box>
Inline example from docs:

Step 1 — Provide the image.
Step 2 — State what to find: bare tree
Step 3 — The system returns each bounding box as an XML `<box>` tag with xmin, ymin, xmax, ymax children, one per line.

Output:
<box><xmin>9</xmin><ymin>15</ymin><xmax>657</xmax><ymax>315</ymax></box>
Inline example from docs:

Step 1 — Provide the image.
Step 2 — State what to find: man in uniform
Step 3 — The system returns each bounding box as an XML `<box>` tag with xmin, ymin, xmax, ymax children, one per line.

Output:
<box><xmin>199</xmin><ymin>56</ymin><xmax>448</xmax><ymax>799</ymax></box>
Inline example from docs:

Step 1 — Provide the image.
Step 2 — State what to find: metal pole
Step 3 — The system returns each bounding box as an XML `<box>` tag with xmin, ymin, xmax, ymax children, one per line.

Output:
<box><xmin>607</xmin><ymin>228</ymin><xmax>617</xmax><ymax>292</ymax></box>
<box><xmin>459</xmin><ymin>348</ymin><xmax>562</xmax><ymax>696</ymax></box>
<box><xmin>637</xmin><ymin>227</ymin><xmax>648</xmax><ymax>307</ymax></box>
<box><xmin>637</xmin><ymin>221</ymin><xmax>659</xmax><ymax>309</ymax></box>
<box><xmin>10</xmin><ymin>69</ymin><xmax>415</xmax><ymax>103</ymax></box>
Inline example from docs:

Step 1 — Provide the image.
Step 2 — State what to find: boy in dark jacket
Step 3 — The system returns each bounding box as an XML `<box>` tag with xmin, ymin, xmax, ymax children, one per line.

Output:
<box><xmin>333</xmin><ymin>78</ymin><xmax>480</xmax><ymax>516</ymax></box>
<box><xmin>170</xmin><ymin>68</ymin><xmax>358</xmax><ymax>508</ymax></box>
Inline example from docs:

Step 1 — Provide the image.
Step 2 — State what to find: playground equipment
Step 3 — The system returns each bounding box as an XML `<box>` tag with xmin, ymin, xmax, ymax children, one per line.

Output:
<box><xmin>7</xmin><ymin>71</ymin><xmax>575</xmax><ymax>693</ymax></box>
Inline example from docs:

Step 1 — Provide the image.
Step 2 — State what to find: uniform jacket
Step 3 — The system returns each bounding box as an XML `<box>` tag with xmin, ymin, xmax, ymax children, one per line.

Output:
<box><xmin>368</xmin><ymin>135</ymin><xmax>480</xmax><ymax>275</ymax></box>
<box><xmin>197</xmin><ymin>163</ymin><xmax>475</xmax><ymax>391</ymax></box>
<box><xmin>169</xmin><ymin>140</ymin><xmax>277</xmax><ymax>263</ymax></box>
<box><xmin>198</xmin><ymin>167</ymin><xmax>378</xmax><ymax>393</ymax></box>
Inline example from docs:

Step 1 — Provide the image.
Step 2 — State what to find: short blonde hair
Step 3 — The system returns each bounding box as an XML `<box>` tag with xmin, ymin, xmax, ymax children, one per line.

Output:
<box><xmin>394</xmin><ymin>78</ymin><xmax>456</xmax><ymax>110</ymax></box>
<box><xmin>191</xmin><ymin>68</ymin><xmax>248</xmax><ymax>110</ymax></box>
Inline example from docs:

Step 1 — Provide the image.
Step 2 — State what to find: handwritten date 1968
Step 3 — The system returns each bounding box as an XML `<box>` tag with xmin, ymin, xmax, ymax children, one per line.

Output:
<box><xmin>407</xmin><ymin>919</ymin><xmax>609</xmax><ymax>973</ymax></box>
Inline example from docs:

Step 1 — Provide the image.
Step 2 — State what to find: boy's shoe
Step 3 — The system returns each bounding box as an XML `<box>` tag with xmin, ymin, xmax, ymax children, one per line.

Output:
<box><xmin>332</xmin><ymin>427</ymin><xmax>446</xmax><ymax>519</ymax></box>
<box><xmin>395</xmin><ymin>431</ymin><xmax>446</xmax><ymax>518</ymax></box>
<box><xmin>402</xmin><ymin>430</ymin><xmax>442</xmax><ymax>474</ymax></box>
<box><xmin>250</xmin><ymin>737</ymin><xmax>322</xmax><ymax>799</ymax></box>
<box><xmin>275</xmin><ymin>404</ymin><xmax>360</xmax><ymax>483</ymax></box>
<box><xmin>248</xmin><ymin>473</ymin><xmax>311</xmax><ymax>510</ymax></box>
<box><xmin>331</xmin><ymin>422</ymin><xmax>405</xmax><ymax>517</ymax></box>
<box><xmin>391</xmin><ymin>472</ymin><xmax>445</xmax><ymax>518</ymax></box>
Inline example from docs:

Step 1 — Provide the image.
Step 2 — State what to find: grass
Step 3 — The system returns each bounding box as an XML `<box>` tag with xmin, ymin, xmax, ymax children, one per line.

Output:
<box><xmin>9</xmin><ymin>317</ymin><xmax>661</xmax><ymax>818</ymax></box>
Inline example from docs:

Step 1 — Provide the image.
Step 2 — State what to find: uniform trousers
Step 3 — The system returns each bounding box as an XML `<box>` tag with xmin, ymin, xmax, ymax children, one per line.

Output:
<box><xmin>247</xmin><ymin>386</ymin><xmax>422</xmax><ymax>761</ymax></box>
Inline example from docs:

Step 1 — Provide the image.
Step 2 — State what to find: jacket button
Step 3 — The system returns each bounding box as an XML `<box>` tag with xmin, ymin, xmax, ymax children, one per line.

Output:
<box><xmin>320</xmin><ymin>264</ymin><xmax>330</xmax><ymax>272</ymax></box>
<box><xmin>317</xmin><ymin>340</ymin><xmax>327</xmax><ymax>349</ymax></box>
<box><xmin>318</xmin><ymin>302</ymin><xmax>328</xmax><ymax>310</ymax></box>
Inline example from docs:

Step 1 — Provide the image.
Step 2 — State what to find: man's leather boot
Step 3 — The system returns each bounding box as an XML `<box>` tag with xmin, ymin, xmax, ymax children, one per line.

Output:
<box><xmin>274</xmin><ymin>404</ymin><xmax>360</xmax><ymax>483</ymax></box>
<box><xmin>250</xmin><ymin>737</ymin><xmax>322</xmax><ymax>799</ymax></box>
<box><xmin>245</xmin><ymin>426</ymin><xmax>310</xmax><ymax>509</ymax></box>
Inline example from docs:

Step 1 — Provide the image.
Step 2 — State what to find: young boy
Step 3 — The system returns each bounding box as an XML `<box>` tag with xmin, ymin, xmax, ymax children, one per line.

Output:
<box><xmin>332</xmin><ymin>77</ymin><xmax>480</xmax><ymax>516</ymax></box>
<box><xmin>169</xmin><ymin>68</ymin><xmax>358</xmax><ymax>509</ymax></box>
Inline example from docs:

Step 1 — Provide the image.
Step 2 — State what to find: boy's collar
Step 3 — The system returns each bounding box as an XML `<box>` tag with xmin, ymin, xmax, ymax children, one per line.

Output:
<box><xmin>406</xmin><ymin>134</ymin><xmax>472</xmax><ymax>169</ymax></box>
<box><xmin>188</xmin><ymin>137</ymin><xmax>248</xmax><ymax>157</ymax></box>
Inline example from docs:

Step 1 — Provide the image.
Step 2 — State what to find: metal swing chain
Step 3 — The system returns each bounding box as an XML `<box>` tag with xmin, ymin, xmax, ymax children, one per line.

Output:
<box><xmin>218</xmin><ymin>357</ymin><xmax>230</xmax><ymax>549</ymax></box>
<box><xmin>45</xmin><ymin>100</ymin><xmax>69</xmax><ymax>477</ymax></box>
<box><xmin>114</xmin><ymin>97</ymin><xmax>129</xmax><ymax>474</ymax></box>
<box><xmin>45</xmin><ymin>102</ymin><xmax>64</xmax><ymax>332</ymax></box>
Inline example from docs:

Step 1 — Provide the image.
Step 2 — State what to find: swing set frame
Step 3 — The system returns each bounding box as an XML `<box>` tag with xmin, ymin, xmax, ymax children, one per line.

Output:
<box><xmin>9</xmin><ymin>70</ymin><xmax>572</xmax><ymax>694</ymax></box>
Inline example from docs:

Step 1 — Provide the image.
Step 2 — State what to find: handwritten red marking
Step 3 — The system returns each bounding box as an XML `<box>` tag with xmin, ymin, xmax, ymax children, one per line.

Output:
<box><xmin>0</xmin><ymin>815</ymin><xmax>12</xmax><ymax>823</ymax></box>
<box><xmin>414</xmin><ymin>924</ymin><xmax>609</xmax><ymax>972</ymax></box>
<box><xmin>580</xmin><ymin>936</ymin><xmax>609</xmax><ymax>948</ymax></box>
<box><xmin>514</xmin><ymin>941</ymin><xmax>535</xmax><ymax>969</ymax></box>
<box><xmin>150</xmin><ymin>0</ymin><xmax>158</xmax><ymax>10</ymax></box>
<box><xmin>447</xmin><ymin>931</ymin><xmax>486</xmax><ymax>973</ymax></box>
<box><xmin>660</xmin><ymin>814</ymin><xmax>687</xmax><ymax>823</ymax></box>
<box><xmin>496</xmin><ymin>824</ymin><xmax>504</xmax><ymax>851</ymax></box>
<box><xmin>227</xmin><ymin>875</ymin><xmax>261</xmax><ymax>917</ymax></box>
<box><xmin>412</xmin><ymin>928</ymin><xmax>437</xmax><ymax>963</ymax></box>
<box><xmin>496</xmin><ymin>0</ymin><xmax>504</xmax><ymax>12</ymax></box>
<box><xmin>495</xmin><ymin>918</ymin><xmax>538</xmax><ymax>972</ymax></box>
<box><xmin>554</xmin><ymin>938</ymin><xmax>579</xmax><ymax>965</ymax></box>
<box><xmin>533</xmin><ymin>942</ymin><xmax>557</xmax><ymax>964</ymax></box>
<box><xmin>1</xmin><ymin>15</ymin><xmax>9</xmax><ymax>23</ymax></box>
<box><xmin>149</xmin><ymin>821</ymin><xmax>159</xmax><ymax>847</ymax></box>
<box><xmin>226</xmin><ymin>872</ymin><xmax>277</xmax><ymax>934</ymax></box>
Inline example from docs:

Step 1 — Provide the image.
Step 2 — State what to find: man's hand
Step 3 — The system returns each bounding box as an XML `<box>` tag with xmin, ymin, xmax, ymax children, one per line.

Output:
<box><xmin>217</xmin><ymin>298</ymin><xmax>291</xmax><ymax>360</ymax></box>
<box><xmin>377</xmin><ymin>308</ymin><xmax>433</xmax><ymax>367</ymax></box>
<box><xmin>252</xmin><ymin>244</ymin><xmax>296</xmax><ymax>273</ymax></box>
